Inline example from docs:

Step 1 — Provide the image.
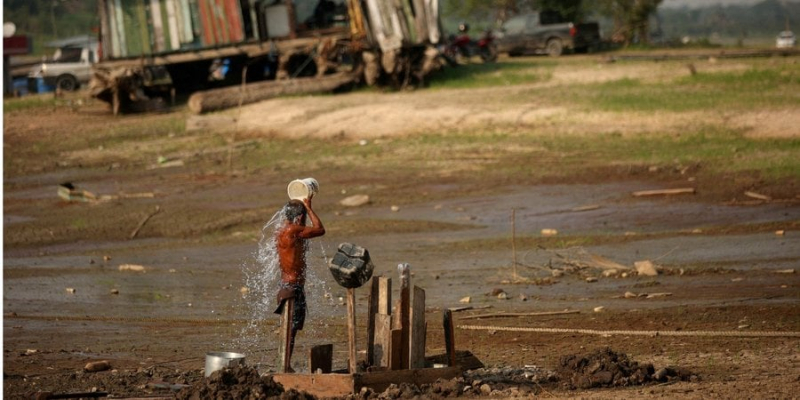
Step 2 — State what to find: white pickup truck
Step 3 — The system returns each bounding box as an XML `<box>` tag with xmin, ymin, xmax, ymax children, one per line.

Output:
<box><xmin>28</xmin><ymin>35</ymin><xmax>99</xmax><ymax>93</ymax></box>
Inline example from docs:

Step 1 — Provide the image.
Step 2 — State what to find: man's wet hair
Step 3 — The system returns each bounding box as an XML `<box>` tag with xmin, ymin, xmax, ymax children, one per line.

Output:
<box><xmin>284</xmin><ymin>199</ymin><xmax>307</xmax><ymax>222</ymax></box>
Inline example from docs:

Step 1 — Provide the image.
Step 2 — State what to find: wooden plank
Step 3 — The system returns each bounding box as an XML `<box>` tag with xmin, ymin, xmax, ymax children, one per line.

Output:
<box><xmin>632</xmin><ymin>188</ymin><xmax>695</xmax><ymax>197</ymax></box>
<box><xmin>409</xmin><ymin>286</ymin><xmax>426</xmax><ymax>369</ymax></box>
<box><xmin>398</xmin><ymin>263</ymin><xmax>411</xmax><ymax>369</ymax></box>
<box><xmin>373</xmin><ymin>314</ymin><xmax>391</xmax><ymax>367</ymax></box>
<box><xmin>378</xmin><ymin>276</ymin><xmax>391</xmax><ymax>315</ymax></box>
<box><xmin>389</xmin><ymin>328</ymin><xmax>402</xmax><ymax>371</ymax></box>
<box><xmin>443</xmin><ymin>309</ymin><xmax>455</xmax><ymax>367</ymax></box>
<box><xmin>272</xmin><ymin>373</ymin><xmax>355</xmax><ymax>398</ymax></box>
<box><xmin>165</xmin><ymin>0</ymin><xmax>182</xmax><ymax>50</ymax></box>
<box><xmin>426</xmin><ymin>350</ymin><xmax>484</xmax><ymax>370</ymax></box>
<box><xmin>355</xmin><ymin>366</ymin><xmax>462</xmax><ymax>393</ymax></box>
<box><xmin>309</xmin><ymin>344</ymin><xmax>333</xmax><ymax>374</ymax></box>
<box><xmin>150</xmin><ymin>0</ymin><xmax>166</xmax><ymax>51</ymax></box>
<box><xmin>346</xmin><ymin>288</ymin><xmax>357</xmax><ymax>373</ymax></box>
<box><xmin>366</xmin><ymin>276</ymin><xmax>379</xmax><ymax>366</ymax></box>
<box><xmin>278</xmin><ymin>298</ymin><xmax>294</xmax><ymax>373</ymax></box>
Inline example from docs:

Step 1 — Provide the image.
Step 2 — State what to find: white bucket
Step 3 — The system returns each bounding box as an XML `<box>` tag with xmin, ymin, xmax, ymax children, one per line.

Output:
<box><xmin>204</xmin><ymin>351</ymin><xmax>245</xmax><ymax>377</ymax></box>
<box><xmin>287</xmin><ymin>178</ymin><xmax>319</xmax><ymax>200</ymax></box>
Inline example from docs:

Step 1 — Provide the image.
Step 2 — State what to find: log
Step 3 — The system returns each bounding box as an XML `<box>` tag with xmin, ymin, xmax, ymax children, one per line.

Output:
<box><xmin>188</xmin><ymin>72</ymin><xmax>359</xmax><ymax>114</ymax></box>
<box><xmin>389</xmin><ymin>328</ymin><xmax>402</xmax><ymax>371</ymax></box>
<box><xmin>378</xmin><ymin>277</ymin><xmax>391</xmax><ymax>315</ymax></box>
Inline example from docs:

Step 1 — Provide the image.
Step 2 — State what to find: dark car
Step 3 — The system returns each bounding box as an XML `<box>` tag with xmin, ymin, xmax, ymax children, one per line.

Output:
<box><xmin>495</xmin><ymin>11</ymin><xmax>600</xmax><ymax>57</ymax></box>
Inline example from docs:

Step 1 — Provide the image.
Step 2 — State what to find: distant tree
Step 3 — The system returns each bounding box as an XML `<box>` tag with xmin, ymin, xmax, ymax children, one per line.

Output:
<box><xmin>592</xmin><ymin>0</ymin><xmax>664</xmax><ymax>45</ymax></box>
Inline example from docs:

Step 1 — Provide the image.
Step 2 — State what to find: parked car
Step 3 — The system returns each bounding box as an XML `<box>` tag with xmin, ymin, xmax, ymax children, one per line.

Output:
<box><xmin>776</xmin><ymin>31</ymin><xmax>796</xmax><ymax>48</ymax></box>
<box><xmin>495</xmin><ymin>11</ymin><xmax>600</xmax><ymax>57</ymax></box>
<box><xmin>28</xmin><ymin>35</ymin><xmax>99</xmax><ymax>93</ymax></box>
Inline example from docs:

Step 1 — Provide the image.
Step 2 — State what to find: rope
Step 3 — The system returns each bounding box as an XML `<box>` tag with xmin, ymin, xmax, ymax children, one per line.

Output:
<box><xmin>457</xmin><ymin>324</ymin><xmax>800</xmax><ymax>338</ymax></box>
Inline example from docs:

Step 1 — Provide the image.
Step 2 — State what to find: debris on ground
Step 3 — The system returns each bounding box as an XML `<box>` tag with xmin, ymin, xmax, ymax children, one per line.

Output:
<box><xmin>340</xmin><ymin>194</ymin><xmax>370</xmax><ymax>207</ymax></box>
<box><xmin>556</xmin><ymin>347</ymin><xmax>695</xmax><ymax>389</ymax></box>
<box><xmin>176</xmin><ymin>365</ymin><xmax>313</xmax><ymax>400</ymax></box>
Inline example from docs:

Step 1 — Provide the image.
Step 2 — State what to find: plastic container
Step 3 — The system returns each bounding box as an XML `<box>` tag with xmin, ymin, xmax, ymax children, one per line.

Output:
<box><xmin>287</xmin><ymin>178</ymin><xmax>319</xmax><ymax>200</ymax></box>
<box><xmin>205</xmin><ymin>352</ymin><xmax>246</xmax><ymax>377</ymax></box>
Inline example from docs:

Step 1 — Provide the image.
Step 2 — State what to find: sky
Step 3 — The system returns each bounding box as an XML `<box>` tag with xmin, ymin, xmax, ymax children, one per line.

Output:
<box><xmin>662</xmin><ymin>0</ymin><xmax>796</xmax><ymax>7</ymax></box>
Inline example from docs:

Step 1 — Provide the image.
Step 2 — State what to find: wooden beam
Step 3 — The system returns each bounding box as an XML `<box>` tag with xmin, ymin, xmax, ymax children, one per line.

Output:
<box><xmin>398</xmin><ymin>263</ymin><xmax>411</xmax><ymax>369</ymax></box>
<box><xmin>346</xmin><ymin>287</ymin><xmax>357</xmax><ymax>373</ymax></box>
<box><xmin>355</xmin><ymin>366</ymin><xmax>462</xmax><ymax>394</ymax></box>
<box><xmin>278</xmin><ymin>298</ymin><xmax>294</xmax><ymax>373</ymax></box>
<box><xmin>309</xmin><ymin>344</ymin><xmax>333</xmax><ymax>374</ymax></box>
<box><xmin>366</xmin><ymin>276</ymin><xmax>379</xmax><ymax>366</ymax></box>
<box><xmin>373</xmin><ymin>314</ymin><xmax>391</xmax><ymax>367</ymax></box>
<box><xmin>443</xmin><ymin>309</ymin><xmax>455</xmax><ymax>367</ymax></box>
<box><xmin>409</xmin><ymin>286</ymin><xmax>426</xmax><ymax>369</ymax></box>
<box><xmin>389</xmin><ymin>329</ymin><xmax>402</xmax><ymax>371</ymax></box>
<box><xmin>378</xmin><ymin>277</ymin><xmax>391</xmax><ymax>315</ymax></box>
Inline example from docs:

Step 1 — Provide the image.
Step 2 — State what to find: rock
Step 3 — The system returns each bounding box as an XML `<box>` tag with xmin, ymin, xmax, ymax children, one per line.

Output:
<box><xmin>634</xmin><ymin>260</ymin><xmax>659</xmax><ymax>276</ymax></box>
<box><xmin>624</xmin><ymin>291</ymin><xmax>638</xmax><ymax>298</ymax></box>
<box><xmin>602</xmin><ymin>269</ymin><xmax>619</xmax><ymax>277</ymax></box>
<box><xmin>774</xmin><ymin>269</ymin><xmax>795</xmax><ymax>274</ymax></box>
<box><xmin>653</xmin><ymin>367</ymin><xmax>669</xmax><ymax>381</ymax></box>
<box><xmin>585</xmin><ymin>277</ymin><xmax>598</xmax><ymax>283</ymax></box>
<box><xmin>339</xmin><ymin>194</ymin><xmax>370</xmax><ymax>207</ymax></box>
<box><xmin>593</xmin><ymin>306</ymin><xmax>605</xmax><ymax>313</ymax></box>
<box><xmin>519</xmin><ymin>293</ymin><xmax>528</xmax><ymax>301</ymax></box>
<box><xmin>65</xmin><ymin>288</ymin><xmax>76</xmax><ymax>294</ymax></box>
<box><xmin>84</xmin><ymin>360</ymin><xmax>111</xmax><ymax>372</ymax></box>
<box><xmin>460</xmin><ymin>297</ymin><xmax>471</xmax><ymax>304</ymax></box>
<box><xmin>479</xmin><ymin>384</ymin><xmax>492</xmax><ymax>395</ymax></box>
<box><xmin>118</xmin><ymin>264</ymin><xmax>146</xmax><ymax>272</ymax></box>
<box><xmin>497</xmin><ymin>292</ymin><xmax>509</xmax><ymax>300</ymax></box>
<box><xmin>110</xmin><ymin>289</ymin><xmax>119</xmax><ymax>295</ymax></box>
<box><xmin>328</xmin><ymin>242</ymin><xmax>375</xmax><ymax>289</ymax></box>
<box><xmin>552</xmin><ymin>269</ymin><xmax>564</xmax><ymax>278</ymax></box>
<box><xmin>490</xmin><ymin>288</ymin><xmax>505</xmax><ymax>296</ymax></box>
<box><xmin>645</xmin><ymin>292</ymin><xmax>672</xmax><ymax>299</ymax></box>
<box><xmin>390</xmin><ymin>205</ymin><xmax>400</xmax><ymax>212</ymax></box>
<box><xmin>541</xmin><ymin>228</ymin><xmax>558</xmax><ymax>236</ymax></box>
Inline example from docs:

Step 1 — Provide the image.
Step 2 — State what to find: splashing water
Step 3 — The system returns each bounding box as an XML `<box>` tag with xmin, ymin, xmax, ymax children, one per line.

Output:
<box><xmin>228</xmin><ymin>206</ymin><xmax>337</xmax><ymax>372</ymax></box>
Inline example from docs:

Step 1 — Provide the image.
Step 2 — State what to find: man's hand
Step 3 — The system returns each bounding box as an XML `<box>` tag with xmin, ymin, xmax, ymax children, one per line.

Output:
<box><xmin>303</xmin><ymin>197</ymin><xmax>312</xmax><ymax>209</ymax></box>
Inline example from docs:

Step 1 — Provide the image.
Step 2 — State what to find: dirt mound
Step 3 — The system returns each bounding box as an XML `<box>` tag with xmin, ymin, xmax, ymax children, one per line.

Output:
<box><xmin>556</xmin><ymin>347</ymin><xmax>695</xmax><ymax>389</ymax></box>
<box><xmin>175</xmin><ymin>366</ymin><xmax>315</xmax><ymax>400</ymax></box>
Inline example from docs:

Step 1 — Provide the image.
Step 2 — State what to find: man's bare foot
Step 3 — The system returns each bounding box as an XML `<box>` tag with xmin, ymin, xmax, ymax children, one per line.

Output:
<box><xmin>286</xmin><ymin>366</ymin><xmax>296</xmax><ymax>373</ymax></box>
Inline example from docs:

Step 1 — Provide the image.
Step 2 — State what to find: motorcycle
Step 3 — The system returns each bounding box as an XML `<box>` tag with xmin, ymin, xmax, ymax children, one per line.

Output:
<box><xmin>441</xmin><ymin>24</ymin><xmax>498</xmax><ymax>65</ymax></box>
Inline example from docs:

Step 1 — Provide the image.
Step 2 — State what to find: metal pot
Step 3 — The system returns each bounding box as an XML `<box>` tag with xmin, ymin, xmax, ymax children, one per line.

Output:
<box><xmin>204</xmin><ymin>351</ymin><xmax>245</xmax><ymax>377</ymax></box>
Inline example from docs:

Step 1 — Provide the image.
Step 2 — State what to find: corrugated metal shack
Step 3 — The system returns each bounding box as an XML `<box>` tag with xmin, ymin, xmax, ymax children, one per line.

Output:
<box><xmin>91</xmin><ymin>0</ymin><xmax>443</xmax><ymax>113</ymax></box>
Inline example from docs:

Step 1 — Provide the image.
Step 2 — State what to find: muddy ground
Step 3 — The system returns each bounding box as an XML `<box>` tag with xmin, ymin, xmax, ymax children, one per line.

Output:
<box><xmin>4</xmin><ymin>54</ymin><xmax>800</xmax><ymax>399</ymax></box>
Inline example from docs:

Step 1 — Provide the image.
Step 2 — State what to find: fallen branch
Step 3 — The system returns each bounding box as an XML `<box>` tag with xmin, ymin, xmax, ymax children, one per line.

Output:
<box><xmin>459</xmin><ymin>310</ymin><xmax>579</xmax><ymax>320</ymax></box>
<box><xmin>632</xmin><ymin>188</ymin><xmax>695</xmax><ymax>197</ymax></box>
<box><xmin>130</xmin><ymin>205</ymin><xmax>162</xmax><ymax>239</ymax></box>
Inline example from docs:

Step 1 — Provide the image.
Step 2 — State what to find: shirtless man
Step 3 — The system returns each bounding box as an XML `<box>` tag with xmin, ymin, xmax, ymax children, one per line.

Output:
<box><xmin>274</xmin><ymin>197</ymin><xmax>325</xmax><ymax>372</ymax></box>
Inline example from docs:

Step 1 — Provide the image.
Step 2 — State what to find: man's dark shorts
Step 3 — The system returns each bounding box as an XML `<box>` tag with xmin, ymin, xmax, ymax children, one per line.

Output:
<box><xmin>274</xmin><ymin>283</ymin><xmax>307</xmax><ymax>331</ymax></box>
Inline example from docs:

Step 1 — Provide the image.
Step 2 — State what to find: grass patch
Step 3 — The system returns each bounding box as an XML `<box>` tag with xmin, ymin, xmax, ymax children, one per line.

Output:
<box><xmin>3</xmin><ymin>95</ymin><xmax>57</xmax><ymax>112</ymax></box>
<box><xmin>583</xmin><ymin>66</ymin><xmax>799</xmax><ymax>112</ymax></box>
<box><xmin>427</xmin><ymin>60</ymin><xmax>552</xmax><ymax>89</ymax></box>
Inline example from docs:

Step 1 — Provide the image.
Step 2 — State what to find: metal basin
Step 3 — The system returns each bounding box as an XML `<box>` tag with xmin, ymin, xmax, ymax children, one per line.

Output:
<box><xmin>204</xmin><ymin>351</ymin><xmax>245</xmax><ymax>377</ymax></box>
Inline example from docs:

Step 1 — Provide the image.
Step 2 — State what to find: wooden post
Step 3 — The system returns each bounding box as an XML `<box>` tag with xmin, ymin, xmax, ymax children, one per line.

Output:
<box><xmin>278</xmin><ymin>298</ymin><xmax>294</xmax><ymax>373</ymax></box>
<box><xmin>443</xmin><ymin>309</ymin><xmax>456</xmax><ymax>367</ymax></box>
<box><xmin>366</xmin><ymin>276</ymin><xmax>379</xmax><ymax>366</ymax></box>
<box><xmin>398</xmin><ymin>264</ymin><xmax>411</xmax><ymax>369</ymax></box>
<box><xmin>389</xmin><ymin>329</ymin><xmax>402</xmax><ymax>370</ymax></box>
<box><xmin>346</xmin><ymin>287</ymin><xmax>357</xmax><ymax>373</ymax></box>
<box><xmin>309</xmin><ymin>344</ymin><xmax>333</xmax><ymax>374</ymax></box>
<box><xmin>378</xmin><ymin>277</ymin><xmax>392</xmax><ymax>315</ymax></box>
<box><xmin>409</xmin><ymin>286</ymin><xmax>426</xmax><ymax>369</ymax></box>
<box><xmin>372</xmin><ymin>277</ymin><xmax>392</xmax><ymax>367</ymax></box>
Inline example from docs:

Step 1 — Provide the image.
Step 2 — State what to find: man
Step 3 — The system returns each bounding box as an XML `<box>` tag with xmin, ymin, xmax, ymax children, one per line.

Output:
<box><xmin>274</xmin><ymin>197</ymin><xmax>325</xmax><ymax>372</ymax></box>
